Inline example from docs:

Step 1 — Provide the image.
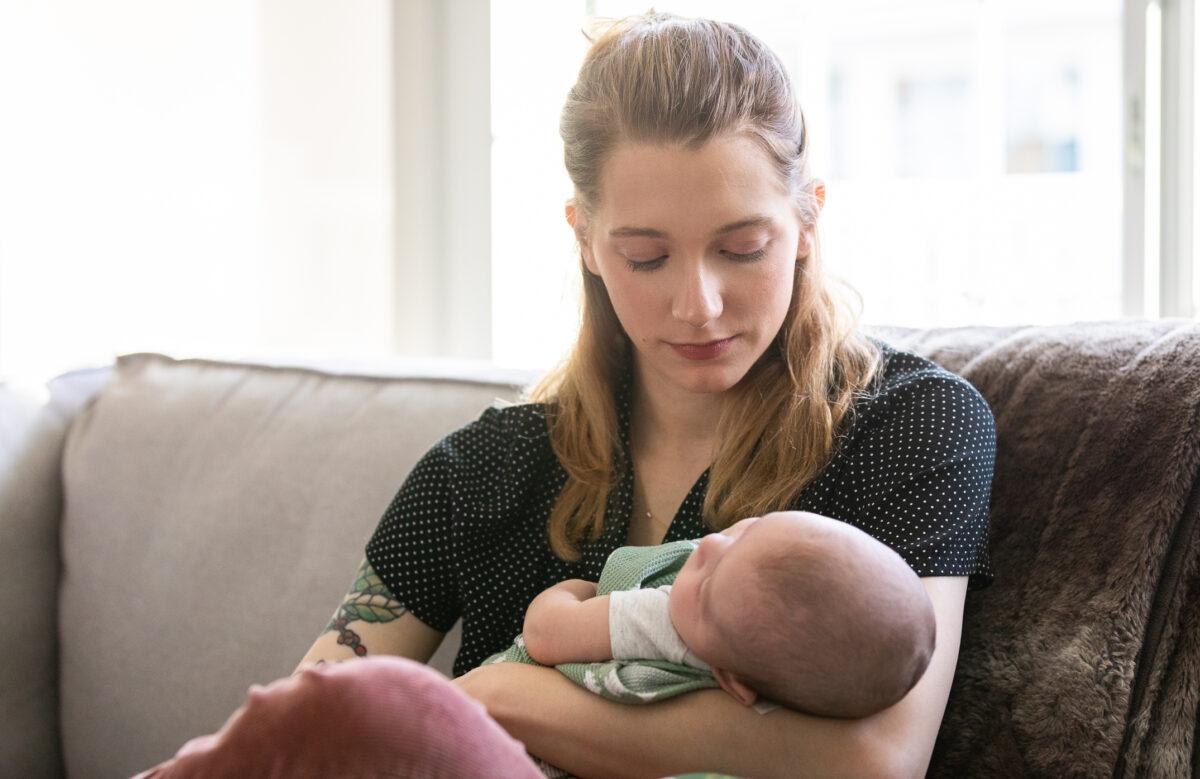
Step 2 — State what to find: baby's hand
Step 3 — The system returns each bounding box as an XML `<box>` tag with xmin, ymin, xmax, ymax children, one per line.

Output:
<box><xmin>524</xmin><ymin>579</ymin><xmax>598</xmax><ymax>636</ymax></box>
<box><xmin>522</xmin><ymin>578</ymin><xmax>609</xmax><ymax>665</ymax></box>
<box><xmin>542</xmin><ymin>578</ymin><xmax>598</xmax><ymax>601</ymax></box>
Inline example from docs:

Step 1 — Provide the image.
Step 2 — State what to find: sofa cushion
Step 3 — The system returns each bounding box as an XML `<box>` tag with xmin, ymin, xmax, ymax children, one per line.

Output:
<box><xmin>57</xmin><ymin>352</ymin><xmax>536</xmax><ymax>778</ymax></box>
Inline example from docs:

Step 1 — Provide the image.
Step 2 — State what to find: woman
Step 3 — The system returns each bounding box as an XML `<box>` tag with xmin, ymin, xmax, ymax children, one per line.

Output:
<box><xmin>146</xmin><ymin>10</ymin><xmax>996</xmax><ymax>778</ymax></box>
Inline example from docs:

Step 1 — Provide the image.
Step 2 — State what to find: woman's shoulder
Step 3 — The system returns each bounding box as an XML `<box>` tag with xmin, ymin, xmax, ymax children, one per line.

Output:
<box><xmin>435</xmin><ymin>399</ymin><xmax>553</xmax><ymax>461</ymax></box>
<box><xmin>420</xmin><ymin>399</ymin><xmax>558</xmax><ymax>493</ymax></box>
<box><xmin>851</xmin><ymin>334</ymin><xmax>997</xmax><ymax>457</ymax></box>
<box><xmin>481</xmin><ymin>397</ymin><xmax>553</xmax><ymax>438</ymax></box>
<box><xmin>863</xmin><ymin>334</ymin><xmax>992</xmax><ymax>416</ymax></box>
<box><xmin>422</xmin><ymin>399</ymin><xmax>559</xmax><ymax>534</ymax></box>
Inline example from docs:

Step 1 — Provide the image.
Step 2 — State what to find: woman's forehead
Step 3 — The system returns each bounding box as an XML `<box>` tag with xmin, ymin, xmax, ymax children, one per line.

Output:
<box><xmin>597</xmin><ymin>136</ymin><xmax>792</xmax><ymax>219</ymax></box>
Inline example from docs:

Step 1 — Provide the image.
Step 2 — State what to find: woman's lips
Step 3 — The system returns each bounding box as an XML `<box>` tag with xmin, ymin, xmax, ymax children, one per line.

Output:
<box><xmin>669</xmin><ymin>336</ymin><xmax>736</xmax><ymax>360</ymax></box>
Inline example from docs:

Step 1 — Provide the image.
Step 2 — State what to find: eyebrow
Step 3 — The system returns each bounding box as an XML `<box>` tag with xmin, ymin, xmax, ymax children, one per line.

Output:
<box><xmin>608</xmin><ymin>215</ymin><xmax>775</xmax><ymax>239</ymax></box>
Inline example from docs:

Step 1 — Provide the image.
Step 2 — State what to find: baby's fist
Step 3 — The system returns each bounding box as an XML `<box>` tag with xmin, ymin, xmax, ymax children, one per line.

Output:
<box><xmin>547</xmin><ymin>578</ymin><xmax>598</xmax><ymax>601</ymax></box>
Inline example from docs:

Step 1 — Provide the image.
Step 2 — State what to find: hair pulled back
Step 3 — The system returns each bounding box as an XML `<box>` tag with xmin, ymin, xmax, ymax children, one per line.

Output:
<box><xmin>525</xmin><ymin>9</ymin><xmax>883</xmax><ymax>561</ymax></box>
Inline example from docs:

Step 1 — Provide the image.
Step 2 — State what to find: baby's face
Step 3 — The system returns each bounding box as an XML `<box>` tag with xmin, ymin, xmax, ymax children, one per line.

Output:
<box><xmin>668</xmin><ymin>513</ymin><xmax>788</xmax><ymax>665</ymax></box>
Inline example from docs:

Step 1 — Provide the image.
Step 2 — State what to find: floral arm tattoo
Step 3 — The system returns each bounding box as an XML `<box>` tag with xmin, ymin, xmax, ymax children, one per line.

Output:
<box><xmin>322</xmin><ymin>557</ymin><xmax>409</xmax><ymax>657</ymax></box>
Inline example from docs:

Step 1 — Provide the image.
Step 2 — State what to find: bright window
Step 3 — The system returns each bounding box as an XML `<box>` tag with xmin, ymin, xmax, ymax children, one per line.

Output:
<box><xmin>491</xmin><ymin>0</ymin><xmax>1126</xmax><ymax>370</ymax></box>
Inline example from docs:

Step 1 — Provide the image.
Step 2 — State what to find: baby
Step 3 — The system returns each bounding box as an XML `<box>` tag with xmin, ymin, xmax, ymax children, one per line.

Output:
<box><xmin>520</xmin><ymin>511</ymin><xmax>937</xmax><ymax>718</ymax></box>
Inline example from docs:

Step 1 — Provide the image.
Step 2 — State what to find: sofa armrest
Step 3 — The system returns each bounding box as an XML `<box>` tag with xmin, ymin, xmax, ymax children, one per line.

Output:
<box><xmin>0</xmin><ymin>384</ymin><xmax>69</xmax><ymax>778</ymax></box>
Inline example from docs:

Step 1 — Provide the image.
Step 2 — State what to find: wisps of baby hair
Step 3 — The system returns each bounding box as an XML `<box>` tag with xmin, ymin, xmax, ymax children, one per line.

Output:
<box><xmin>524</xmin><ymin>8</ymin><xmax>884</xmax><ymax>562</ymax></box>
<box><xmin>718</xmin><ymin>525</ymin><xmax>936</xmax><ymax>718</ymax></box>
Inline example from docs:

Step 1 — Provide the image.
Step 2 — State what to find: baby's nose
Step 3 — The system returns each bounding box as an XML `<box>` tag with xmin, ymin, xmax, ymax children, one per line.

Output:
<box><xmin>699</xmin><ymin>531</ymin><xmax>732</xmax><ymax>557</ymax></box>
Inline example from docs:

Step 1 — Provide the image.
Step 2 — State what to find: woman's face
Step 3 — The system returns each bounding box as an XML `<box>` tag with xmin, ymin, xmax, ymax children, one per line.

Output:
<box><xmin>568</xmin><ymin>133</ymin><xmax>820</xmax><ymax>395</ymax></box>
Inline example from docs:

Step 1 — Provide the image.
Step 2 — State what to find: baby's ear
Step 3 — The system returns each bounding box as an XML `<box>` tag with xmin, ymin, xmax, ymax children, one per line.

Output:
<box><xmin>711</xmin><ymin>667</ymin><xmax>758</xmax><ymax>707</ymax></box>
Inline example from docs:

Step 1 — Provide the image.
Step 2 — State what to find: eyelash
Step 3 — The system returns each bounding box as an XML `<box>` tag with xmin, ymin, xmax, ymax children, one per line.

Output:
<box><xmin>625</xmin><ymin>248</ymin><xmax>767</xmax><ymax>273</ymax></box>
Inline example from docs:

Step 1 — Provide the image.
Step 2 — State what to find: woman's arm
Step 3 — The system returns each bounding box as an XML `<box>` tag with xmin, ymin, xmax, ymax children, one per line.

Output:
<box><xmin>455</xmin><ymin>576</ymin><xmax>967</xmax><ymax>779</ymax></box>
<box><xmin>292</xmin><ymin>557</ymin><xmax>445</xmax><ymax>674</ymax></box>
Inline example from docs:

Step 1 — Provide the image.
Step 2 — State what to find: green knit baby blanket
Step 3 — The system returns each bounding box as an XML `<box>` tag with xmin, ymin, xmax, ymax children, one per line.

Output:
<box><xmin>481</xmin><ymin>539</ymin><xmax>720</xmax><ymax>704</ymax></box>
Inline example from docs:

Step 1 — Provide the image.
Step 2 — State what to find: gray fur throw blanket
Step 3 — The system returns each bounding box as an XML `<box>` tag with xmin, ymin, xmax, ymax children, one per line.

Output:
<box><xmin>869</xmin><ymin>320</ymin><xmax>1200</xmax><ymax>778</ymax></box>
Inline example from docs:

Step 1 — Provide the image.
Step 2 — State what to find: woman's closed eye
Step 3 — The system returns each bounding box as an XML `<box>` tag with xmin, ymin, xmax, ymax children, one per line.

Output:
<box><xmin>625</xmin><ymin>248</ymin><xmax>767</xmax><ymax>272</ymax></box>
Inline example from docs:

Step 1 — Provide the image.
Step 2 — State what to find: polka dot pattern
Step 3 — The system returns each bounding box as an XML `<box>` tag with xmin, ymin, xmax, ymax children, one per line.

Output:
<box><xmin>365</xmin><ymin>335</ymin><xmax>996</xmax><ymax>677</ymax></box>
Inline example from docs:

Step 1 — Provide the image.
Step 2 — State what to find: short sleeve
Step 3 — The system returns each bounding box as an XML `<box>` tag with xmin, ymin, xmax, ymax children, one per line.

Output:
<box><xmin>364</xmin><ymin>441</ymin><xmax>461</xmax><ymax>633</ymax></box>
<box><xmin>843</xmin><ymin>372</ymin><xmax>997</xmax><ymax>590</ymax></box>
<box><xmin>608</xmin><ymin>585</ymin><xmax>710</xmax><ymax>671</ymax></box>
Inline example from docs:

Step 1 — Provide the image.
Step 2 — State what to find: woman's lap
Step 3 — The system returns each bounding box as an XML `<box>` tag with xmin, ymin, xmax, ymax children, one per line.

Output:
<box><xmin>132</xmin><ymin>656</ymin><xmax>544</xmax><ymax>779</ymax></box>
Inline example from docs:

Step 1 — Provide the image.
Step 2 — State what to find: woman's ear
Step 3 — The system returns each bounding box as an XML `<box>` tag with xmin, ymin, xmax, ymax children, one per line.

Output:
<box><xmin>711</xmin><ymin>666</ymin><xmax>758</xmax><ymax>707</ymax></box>
<box><xmin>797</xmin><ymin>225</ymin><xmax>817</xmax><ymax>261</ymax></box>
<box><xmin>565</xmin><ymin>202</ymin><xmax>600</xmax><ymax>276</ymax></box>
<box><xmin>795</xmin><ymin>182</ymin><xmax>824</xmax><ymax>261</ymax></box>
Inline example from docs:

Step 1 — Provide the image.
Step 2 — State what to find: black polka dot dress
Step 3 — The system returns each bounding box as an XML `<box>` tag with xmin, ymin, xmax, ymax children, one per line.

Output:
<box><xmin>364</xmin><ymin>335</ymin><xmax>997</xmax><ymax>677</ymax></box>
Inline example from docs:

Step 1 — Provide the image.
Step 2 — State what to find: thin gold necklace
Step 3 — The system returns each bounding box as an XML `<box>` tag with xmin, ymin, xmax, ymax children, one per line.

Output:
<box><xmin>636</xmin><ymin>476</ymin><xmax>667</xmax><ymax>528</ymax></box>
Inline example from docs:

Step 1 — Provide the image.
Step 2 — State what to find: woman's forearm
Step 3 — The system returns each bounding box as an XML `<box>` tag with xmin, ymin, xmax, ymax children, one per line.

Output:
<box><xmin>485</xmin><ymin>664</ymin><xmax>895</xmax><ymax>779</ymax></box>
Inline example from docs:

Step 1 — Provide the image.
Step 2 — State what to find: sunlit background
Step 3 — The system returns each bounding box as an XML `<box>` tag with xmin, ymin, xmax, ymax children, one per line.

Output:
<box><xmin>0</xmin><ymin>0</ymin><xmax>1195</xmax><ymax>398</ymax></box>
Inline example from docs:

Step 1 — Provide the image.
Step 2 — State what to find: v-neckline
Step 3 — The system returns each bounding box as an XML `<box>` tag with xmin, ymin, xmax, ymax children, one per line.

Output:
<box><xmin>613</xmin><ymin>360</ymin><xmax>711</xmax><ymax>543</ymax></box>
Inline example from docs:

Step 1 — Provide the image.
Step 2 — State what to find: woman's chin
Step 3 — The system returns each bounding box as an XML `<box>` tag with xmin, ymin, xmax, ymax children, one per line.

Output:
<box><xmin>669</xmin><ymin>362</ymin><xmax>750</xmax><ymax>394</ymax></box>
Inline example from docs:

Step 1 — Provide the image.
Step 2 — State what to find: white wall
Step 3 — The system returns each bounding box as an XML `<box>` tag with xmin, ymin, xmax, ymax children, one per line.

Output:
<box><xmin>0</xmin><ymin>0</ymin><xmax>395</xmax><ymax>395</ymax></box>
<box><xmin>393</xmin><ymin>0</ymin><xmax>492</xmax><ymax>359</ymax></box>
<box><xmin>256</xmin><ymin>0</ymin><xmax>394</xmax><ymax>359</ymax></box>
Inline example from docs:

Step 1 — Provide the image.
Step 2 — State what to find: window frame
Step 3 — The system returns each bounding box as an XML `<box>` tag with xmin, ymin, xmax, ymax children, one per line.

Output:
<box><xmin>1124</xmin><ymin>0</ymin><xmax>1197</xmax><ymax>319</ymax></box>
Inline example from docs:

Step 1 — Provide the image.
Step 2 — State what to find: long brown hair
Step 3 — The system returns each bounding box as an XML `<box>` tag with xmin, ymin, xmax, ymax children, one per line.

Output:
<box><xmin>523</xmin><ymin>10</ymin><xmax>884</xmax><ymax>562</ymax></box>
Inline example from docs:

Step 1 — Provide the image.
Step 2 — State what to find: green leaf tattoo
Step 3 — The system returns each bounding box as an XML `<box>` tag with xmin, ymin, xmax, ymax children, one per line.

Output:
<box><xmin>322</xmin><ymin>558</ymin><xmax>408</xmax><ymax>657</ymax></box>
<box><xmin>341</xmin><ymin>596</ymin><xmax>404</xmax><ymax>623</ymax></box>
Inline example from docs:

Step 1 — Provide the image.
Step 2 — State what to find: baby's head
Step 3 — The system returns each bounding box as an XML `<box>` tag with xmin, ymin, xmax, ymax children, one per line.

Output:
<box><xmin>668</xmin><ymin>511</ymin><xmax>936</xmax><ymax>718</ymax></box>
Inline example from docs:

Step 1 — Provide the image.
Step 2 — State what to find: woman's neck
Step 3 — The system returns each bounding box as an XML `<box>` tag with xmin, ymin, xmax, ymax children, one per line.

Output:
<box><xmin>629</xmin><ymin>367</ymin><xmax>722</xmax><ymax>460</ymax></box>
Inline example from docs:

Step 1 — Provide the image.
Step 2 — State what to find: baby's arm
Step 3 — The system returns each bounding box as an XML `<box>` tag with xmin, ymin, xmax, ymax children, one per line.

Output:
<box><xmin>521</xmin><ymin>579</ymin><xmax>612</xmax><ymax>666</ymax></box>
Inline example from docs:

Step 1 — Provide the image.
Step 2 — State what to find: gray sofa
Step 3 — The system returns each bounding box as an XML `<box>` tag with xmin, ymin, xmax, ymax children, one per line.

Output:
<box><xmin>2</xmin><ymin>320</ymin><xmax>1198</xmax><ymax>778</ymax></box>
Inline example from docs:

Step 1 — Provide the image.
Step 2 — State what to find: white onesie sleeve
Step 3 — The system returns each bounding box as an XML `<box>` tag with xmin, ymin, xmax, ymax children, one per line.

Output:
<box><xmin>608</xmin><ymin>584</ymin><xmax>711</xmax><ymax>671</ymax></box>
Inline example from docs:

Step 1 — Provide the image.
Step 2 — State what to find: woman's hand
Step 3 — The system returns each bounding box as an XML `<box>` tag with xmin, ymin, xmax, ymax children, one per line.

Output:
<box><xmin>450</xmin><ymin>661</ymin><xmax>538</xmax><ymax>723</ymax></box>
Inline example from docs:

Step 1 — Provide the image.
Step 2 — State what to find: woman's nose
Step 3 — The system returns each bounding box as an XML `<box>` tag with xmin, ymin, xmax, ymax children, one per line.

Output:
<box><xmin>672</xmin><ymin>260</ymin><xmax>723</xmax><ymax>328</ymax></box>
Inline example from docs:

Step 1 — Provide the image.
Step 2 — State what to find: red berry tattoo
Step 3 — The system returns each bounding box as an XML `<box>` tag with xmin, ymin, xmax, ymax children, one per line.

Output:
<box><xmin>321</xmin><ymin>558</ymin><xmax>409</xmax><ymax>659</ymax></box>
